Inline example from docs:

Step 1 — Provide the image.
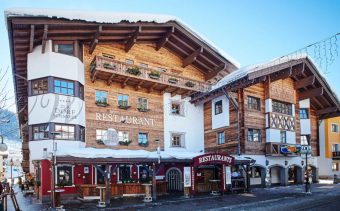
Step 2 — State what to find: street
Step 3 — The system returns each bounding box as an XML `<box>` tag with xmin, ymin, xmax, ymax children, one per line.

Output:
<box><xmin>7</xmin><ymin>183</ymin><xmax>340</xmax><ymax>211</ymax></box>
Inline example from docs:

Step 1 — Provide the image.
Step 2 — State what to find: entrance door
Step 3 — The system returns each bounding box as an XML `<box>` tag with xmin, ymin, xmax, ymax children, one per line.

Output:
<box><xmin>166</xmin><ymin>168</ymin><xmax>182</xmax><ymax>192</ymax></box>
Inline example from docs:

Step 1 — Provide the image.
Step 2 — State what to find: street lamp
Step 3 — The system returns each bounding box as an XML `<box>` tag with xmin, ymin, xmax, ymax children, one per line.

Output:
<box><xmin>50</xmin><ymin>131</ymin><xmax>61</xmax><ymax>209</ymax></box>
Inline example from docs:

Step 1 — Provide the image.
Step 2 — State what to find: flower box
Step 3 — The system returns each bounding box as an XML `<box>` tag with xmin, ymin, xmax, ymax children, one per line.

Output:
<box><xmin>138</xmin><ymin>142</ymin><xmax>149</xmax><ymax>147</ymax></box>
<box><xmin>138</xmin><ymin>107</ymin><xmax>150</xmax><ymax>112</ymax></box>
<box><xmin>119</xmin><ymin>140</ymin><xmax>132</xmax><ymax>146</ymax></box>
<box><xmin>185</xmin><ymin>81</ymin><xmax>195</xmax><ymax>88</ymax></box>
<box><xmin>126</xmin><ymin>67</ymin><xmax>141</xmax><ymax>76</ymax></box>
<box><xmin>148</xmin><ymin>71</ymin><xmax>161</xmax><ymax>79</ymax></box>
<box><xmin>168</xmin><ymin>78</ymin><xmax>178</xmax><ymax>84</ymax></box>
<box><xmin>103</xmin><ymin>62</ymin><xmax>116</xmax><ymax>70</ymax></box>
<box><xmin>118</xmin><ymin>105</ymin><xmax>131</xmax><ymax>110</ymax></box>
<box><xmin>95</xmin><ymin>101</ymin><xmax>108</xmax><ymax>107</ymax></box>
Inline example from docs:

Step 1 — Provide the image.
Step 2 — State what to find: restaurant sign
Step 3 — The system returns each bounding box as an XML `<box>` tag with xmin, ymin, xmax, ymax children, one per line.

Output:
<box><xmin>193</xmin><ymin>153</ymin><xmax>234</xmax><ymax>167</ymax></box>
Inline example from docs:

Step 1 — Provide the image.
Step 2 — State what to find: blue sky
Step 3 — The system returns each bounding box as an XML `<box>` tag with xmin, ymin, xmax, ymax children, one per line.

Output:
<box><xmin>1</xmin><ymin>0</ymin><xmax>340</xmax><ymax>112</ymax></box>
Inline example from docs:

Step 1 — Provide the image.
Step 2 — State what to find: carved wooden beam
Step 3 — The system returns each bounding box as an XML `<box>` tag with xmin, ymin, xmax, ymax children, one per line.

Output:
<box><xmin>148</xmin><ymin>82</ymin><xmax>157</xmax><ymax>93</ymax></box>
<box><xmin>121</xmin><ymin>77</ymin><xmax>130</xmax><ymax>88</ymax></box>
<box><xmin>181</xmin><ymin>91</ymin><xmax>194</xmax><ymax>99</ymax></box>
<box><xmin>171</xmin><ymin>88</ymin><xmax>181</xmax><ymax>97</ymax></box>
<box><xmin>29</xmin><ymin>25</ymin><xmax>34</xmax><ymax>53</ymax></box>
<box><xmin>125</xmin><ymin>26</ymin><xmax>142</xmax><ymax>52</ymax></box>
<box><xmin>107</xmin><ymin>73</ymin><xmax>116</xmax><ymax>86</ymax></box>
<box><xmin>135</xmin><ymin>81</ymin><xmax>144</xmax><ymax>91</ymax></box>
<box><xmin>183</xmin><ymin>47</ymin><xmax>203</xmax><ymax>67</ymax></box>
<box><xmin>156</xmin><ymin>26</ymin><xmax>174</xmax><ymax>51</ymax></box>
<box><xmin>89</xmin><ymin>25</ymin><xmax>102</xmax><ymax>54</ymax></box>
<box><xmin>316</xmin><ymin>106</ymin><xmax>338</xmax><ymax>115</ymax></box>
<box><xmin>74</xmin><ymin>40</ymin><xmax>79</xmax><ymax>58</ymax></box>
<box><xmin>270</xmin><ymin>66</ymin><xmax>292</xmax><ymax>81</ymax></box>
<box><xmin>294</xmin><ymin>75</ymin><xmax>315</xmax><ymax>89</ymax></box>
<box><xmin>160</xmin><ymin>85</ymin><xmax>170</xmax><ymax>94</ymax></box>
<box><xmin>299</xmin><ymin>87</ymin><xmax>323</xmax><ymax>100</ymax></box>
<box><xmin>91</xmin><ymin>69</ymin><xmax>98</xmax><ymax>83</ymax></box>
<box><xmin>206</xmin><ymin>63</ymin><xmax>227</xmax><ymax>79</ymax></box>
<box><xmin>41</xmin><ymin>24</ymin><xmax>48</xmax><ymax>53</ymax></box>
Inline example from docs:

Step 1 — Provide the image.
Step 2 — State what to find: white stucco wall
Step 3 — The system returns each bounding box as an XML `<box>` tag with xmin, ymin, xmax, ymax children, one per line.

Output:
<box><xmin>265</xmin><ymin>99</ymin><xmax>272</xmax><ymax>113</ymax></box>
<box><xmin>27</xmin><ymin>40</ymin><xmax>84</xmax><ymax>84</ymax></box>
<box><xmin>211</xmin><ymin>95</ymin><xmax>229</xmax><ymax>129</ymax></box>
<box><xmin>28</xmin><ymin>93</ymin><xmax>85</xmax><ymax>126</ymax></box>
<box><xmin>299</xmin><ymin>99</ymin><xmax>311</xmax><ymax>135</ymax></box>
<box><xmin>163</xmin><ymin>93</ymin><xmax>204</xmax><ymax>152</ymax></box>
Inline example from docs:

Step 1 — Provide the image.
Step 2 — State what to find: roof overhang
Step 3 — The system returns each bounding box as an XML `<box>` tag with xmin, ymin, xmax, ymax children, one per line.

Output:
<box><xmin>191</xmin><ymin>57</ymin><xmax>340</xmax><ymax>119</ymax></box>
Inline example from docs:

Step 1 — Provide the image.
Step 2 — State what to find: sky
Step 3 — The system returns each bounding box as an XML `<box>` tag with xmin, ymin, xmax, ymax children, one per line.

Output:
<box><xmin>0</xmin><ymin>0</ymin><xmax>340</xmax><ymax>113</ymax></box>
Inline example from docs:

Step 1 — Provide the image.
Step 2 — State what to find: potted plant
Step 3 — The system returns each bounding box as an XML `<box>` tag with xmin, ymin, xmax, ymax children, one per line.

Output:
<box><xmin>137</xmin><ymin>105</ymin><xmax>149</xmax><ymax>112</ymax></box>
<box><xmin>126</xmin><ymin>66</ymin><xmax>141</xmax><ymax>76</ymax></box>
<box><xmin>119</xmin><ymin>140</ymin><xmax>132</xmax><ymax>146</ymax></box>
<box><xmin>118</xmin><ymin>103</ymin><xmax>131</xmax><ymax>110</ymax></box>
<box><xmin>168</xmin><ymin>78</ymin><xmax>178</xmax><ymax>84</ymax></box>
<box><xmin>95</xmin><ymin>100</ymin><xmax>108</xmax><ymax>107</ymax></box>
<box><xmin>96</xmin><ymin>139</ymin><xmax>104</xmax><ymax>145</ymax></box>
<box><xmin>185</xmin><ymin>81</ymin><xmax>195</xmax><ymax>88</ymax></box>
<box><xmin>148</xmin><ymin>71</ymin><xmax>161</xmax><ymax>79</ymax></box>
<box><xmin>103</xmin><ymin>62</ymin><xmax>116</xmax><ymax>70</ymax></box>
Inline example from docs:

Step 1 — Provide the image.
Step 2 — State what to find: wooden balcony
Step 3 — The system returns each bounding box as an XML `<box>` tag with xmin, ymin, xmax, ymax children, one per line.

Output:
<box><xmin>90</xmin><ymin>56</ymin><xmax>211</xmax><ymax>96</ymax></box>
<box><xmin>267</xmin><ymin>112</ymin><xmax>295</xmax><ymax>131</ymax></box>
<box><xmin>333</xmin><ymin>151</ymin><xmax>340</xmax><ymax>159</ymax></box>
<box><xmin>265</xmin><ymin>142</ymin><xmax>299</xmax><ymax>157</ymax></box>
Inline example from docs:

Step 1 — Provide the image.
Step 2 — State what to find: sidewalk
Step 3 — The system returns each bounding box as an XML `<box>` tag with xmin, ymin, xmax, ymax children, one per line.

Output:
<box><xmin>7</xmin><ymin>183</ymin><xmax>340</xmax><ymax>211</ymax></box>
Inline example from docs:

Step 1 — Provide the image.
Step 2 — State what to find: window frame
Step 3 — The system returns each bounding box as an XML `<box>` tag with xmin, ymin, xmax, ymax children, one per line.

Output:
<box><xmin>32</xmin><ymin>124</ymin><xmax>49</xmax><ymax>140</ymax></box>
<box><xmin>217</xmin><ymin>131</ymin><xmax>225</xmax><ymax>145</ymax></box>
<box><xmin>300</xmin><ymin>135</ymin><xmax>310</xmax><ymax>145</ymax></box>
<box><xmin>118</xmin><ymin>131</ymin><xmax>129</xmax><ymax>143</ymax></box>
<box><xmin>248</xmin><ymin>96</ymin><xmax>261</xmax><ymax>111</ymax></box>
<box><xmin>54</xmin><ymin>124</ymin><xmax>75</xmax><ymax>140</ymax></box>
<box><xmin>96</xmin><ymin>129</ymin><xmax>107</xmax><ymax>142</ymax></box>
<box><xmin>331</xmin><ymin>123</ymin><xmax>339</xmax><ymax>133</ymax></box>
<box><xmin>118</xmin><ymin>165</ymin><xmax>132</xmax><ymax>183</ymax></box>
<box><xmin>170</xmin><ymin>132</ymin><xmax>185</xmax><ymax>148</ymax></box>
<box><xmin>138</xmin><ymin>133</ymin><xmax>148</xmax><ymax>145</ymax></box>
<box><xmin>247</xmin><ymin>128</ymin><xmax>261</xmax><ymax>142</ymax></box>
<box><xmin>118</xmin><ymin>94</ymin><xmax>129</xmax><ymax>107</ymax></box>
<box><xmin>53</xmin><ymin>41</ymin><xmax>75</xmax><ymax>56</ymax></box>
<box><xmin>56</xmin><ymin>165</ymin><xmax>74</xmax><ymax>187</ymax></box>
<box><xmin>125</xmin><ymin>59</ymin><xmax>134</xmax><ymax>65</ymax></box>
<box><xmin>54</xmin><ymin>78</ymin><xmax>75</xmax><ymax>96</ymax></box>
<box><xmin>95</xmin><ymin>90</ymin><xmax>108</xmax><ymax>105</ymax></box>
<box><xmin>332</xmin><ymin>144</ymin><xmax>339</xmax><ymax>152</ymax></box>
<box><xmin>332</xmin><ymin>162</ymin><xmax>339</xmax><ymax>171</ymax></box>
<box><xmin>272</xmin><ymin>100</ymin><xmax>293</xmax><ymax>115</ymax></box>
<box><xmin>170</xmin><ymin>101</ymin><xmax>184</xmax><ymax>116</ymax></box>
<box><xmin>299</xmin><ymin>108</ymin><xmax>309</xmax><ymax>119</ymax></box>
<box><xmin>31</xmin><ymin>77</ymin><xmax>48</xmax><ymax>96</ymax></box>
<box><xmin>214</xmin><ymin>100</ymin><xmax>223</xmax><ymax>115</ymax></box>
<box><xmin>137</xmin><ymin>97</ymin><xmax>148</xmax><ymax>110</ymax></box>
<box><xmin>280</xmin><ymin>130</ymin><xmax>287</xmax><ymax>143</ymax></box>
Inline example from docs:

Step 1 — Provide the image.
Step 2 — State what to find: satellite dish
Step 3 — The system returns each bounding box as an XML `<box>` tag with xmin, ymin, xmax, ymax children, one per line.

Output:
<box><xmin>103</xmin><ymin>128</ymin><xmax>118</xmax><ymax>146</ymax></box>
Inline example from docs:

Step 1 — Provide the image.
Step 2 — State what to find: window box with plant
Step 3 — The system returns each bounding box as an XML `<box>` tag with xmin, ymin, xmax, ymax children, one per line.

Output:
<box><xmin>185</xmin><ymin>81</ymin><xmax>195</xmax><ymax>88</ymax></box>
<box><xmin>118</xmin><ymin>104</ymin><xmax>131</xmax><ymax>110</ymax></box>
<box><xmin>103</xmin><ymin>62</ymin><xmax>116</xmax><ymax>70</ymax></box>
<box><xmin>119</xmin><ymin>140</ymin><xmax>132</xmax><ymax>146</ymax></box>
<box><xmin>148</xmin><ymin>71</ymin><xmax>161</xmax><ymax>79</ymax></box>
<box><xmin>126</xmin><ymin>66</ymin><xmax>141</xmax><ymax>76</ymax></box>
<box><xmin>95</xmin><ymin>100</ymin><xmax>109</xmax><ymax>107</ymax></box>
<box><xmin>138</xmin><ymin>106</ymin><xmax>149</xmax><ymax>112</ymax></box>
<box><xmin>168</xmin><ymin>78</ymin><xmax>178</xmax><ymax>84</ymax></box>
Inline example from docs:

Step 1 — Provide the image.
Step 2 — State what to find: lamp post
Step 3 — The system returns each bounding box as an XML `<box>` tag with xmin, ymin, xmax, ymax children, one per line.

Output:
<box><xmin>10</xmin><ymin>158</ymin><xmax>14</xmax><ymax>189</ymax></box>
<box><xmin>50</xmin><ymin>131</ymin><xmax>61</xmax><ymax>209</ymax></box>
<box><xmin>152</xmin><ymin>139</ymin><xmax>160</xmax><ymax>201</ymax></box>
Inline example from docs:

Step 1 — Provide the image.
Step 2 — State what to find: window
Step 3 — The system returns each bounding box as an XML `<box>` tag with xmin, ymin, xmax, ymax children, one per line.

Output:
<box><xmin>54</xmin><ymin>43</ymin><xmax>74</xmax><ymax>56</ymax></box>
<box><xmin>95</xmin><ymin>90</ymin><xmax>108</xmax><ymax>104</ymax></box>
<box><xmin>79</xmin><ymin>84</ymin><xmax>84</xmax><ymax>100</ymax></box>
<box><xmin>96</xmin><ymin>165</ymin><xmax>106</xmax><ymax>184</ymax></box>
<box><xmin>140</xmin><ymin>63</ymin><xmax>148</xmax><ymax>68</ymax></box>
<box><xmin>32</xmin><ymin>78</ymin><xmax>48</xmax><ymax>95</ymax></box>
<box><xmin>119</xmin><ymin>165</ymin><xmax>131</xmax><ymax>182</ymax></box>
<box><xmin>299</xmin><ymin>108</ymin><xmax>309</xmax><ymax>119</ymax></box>
<box><xmin>332</xmin><ymin>144</ymin><xmax>339</xmax><ymax>152</ymax></box>
<box><xmin>138</xmin><ymin>133</ymin><xmax>148</xmax><ymax>145</ymax></box>
<box><xmin>272</xmin><ymin>100</ymin><xmax>292</xmax><ymax>115</ymax></box>
<box><xmin>80</xmin><ymin>126</ymin><xmax>85</xmax><ymax>142</ymax></box>
<box><xmin>96</xmin><ymin>129</ymin><xmax>107</xmax><ymax>142</ymax></box>
<box><xmin>32</xmin><ymin>124</ymin><xmax>49</xmax><ymax>140</ymax></box>
<box><xmin>248</xmin><ymin>96</ymin><xmax>260</xmax><ymax>111</ymax></box>
<box><xmin>332</xmin><ymin>163</ymin><xmax>339</xmax><ymax>171</ymax></box>
<box><xmin>118</xmin><ymin>131</ymin><xmax>129</xmax><ymax>142</ymax></box>
<box><xmin>158</xmin><ymin>67</ymin><xmax>167</xmax><ymax>72</ymax></box>
<box><xmin>280</xmin><ymin>131</ymin><xmax>287</xmax><ymax>143</ymax></box>
<box><xmin>125</xmin><ymin>59</ymin><xmax>134</xmax><ymax>65</ymax></box>
<box><xmin>137</xmin><ymin>98</ymin><xmax>148</xmax><ymax>110</ymax></box>
<box><xmin>171</xmin><ymin>102</ymin><xmax>184</xmax><ymax>115</ymax></box>
<box><xmin>215</xmin><ymin>100</ymin><xmax>223</xmax><ymax>115</ymax></box>
<box><xmin>331</xmin><ymin>124</ymin><xmax>339</xmax><ymax>133</ymax></box>
<box><xmin>217</xmin><ymin>131</ymin><xmax>225</xmax><ymax>145</ymax></box>
<box><xmin>56</xmin><ymin>165</ymin><xmax>73</xmax><ymax>186</ymax></box>
<box><xmin>247</xmin><ymin>129</ymin><xmax>261</xmax><ymax>142</ymax></box>
<box><xmin>118</xmin><ymin>94</ymin><xmax>129</xmax><ymax>107</ymax></box>
<box><xmin>171</xmin><ymin>133</ymin><xmax>184</xmax><ymax>147</ymax></box>
<box><xmin>54</xmin><ymin>79</ymin><xmax>74</xmax><ymax>96</ymax></box>
<box><xmin>102</xmin><ymin>53</ymin><xmax>115</xmax><ymax>59</ymax></box>
<box><xmin>54</xmin><ymin>124</ymin><xmax>75</xmax><ymax>140</ymax></box>
<box><xmin>301</xmin><ymin>135</ymin><xmax>310</xmax><ymax>145</ymax></box>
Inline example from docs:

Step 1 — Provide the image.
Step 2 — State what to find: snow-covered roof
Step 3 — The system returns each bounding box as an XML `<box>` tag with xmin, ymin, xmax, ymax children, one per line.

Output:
<box><xmin>5</xmin><ymin>8</ymin><xmax>240</xmax><ymax>68</ymax></box>
<box><xmin>52</xmin><ymin>147</ymin><xmax>202</xmax><ymax>160</ymax></box>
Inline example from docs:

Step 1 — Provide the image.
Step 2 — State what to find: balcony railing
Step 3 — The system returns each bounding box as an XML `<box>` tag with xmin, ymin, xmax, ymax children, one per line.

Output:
<box><xmin>333</xmin><ymin>151</ymin><xmax>340</xmax><ymax>158</ymax></box>
<box><xmin>267</xmin><ymin>112</ymin><xmax>295</xmax><ymax>131</ymax></box>
<box><xmin>265</xmin><ymin>142</ymin><xmax>299</xmax><ymax>156</ymax></box>
<box><xmin>90</xmin><ymin>56</ymin><xmax>211</xmax><ymax>93</ymax></box>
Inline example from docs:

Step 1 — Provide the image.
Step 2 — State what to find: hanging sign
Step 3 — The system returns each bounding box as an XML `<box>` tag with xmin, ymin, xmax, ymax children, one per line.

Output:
<box><xmin>192</xmin><ymin>153</ymin><xmax>234</xmax><ymax>167</ymax></box>
<box><xmin>183</xmin><ymin>167</ymin><xmax>191</xmax><ymax>187</ymax></box>
<box><xmin>225</xmin><ymin>166</ymin><xmax>232</xmax><ymax>185</ymax></box>
<box><xmin>280</xmin><ymin>145</ymin><xmax>301</xmax><ymax>154</ymax></box>
<box><xmin>299</xmin><ymin>145</ymin><xmax>312</xmax><ymax>154</ymax></box>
